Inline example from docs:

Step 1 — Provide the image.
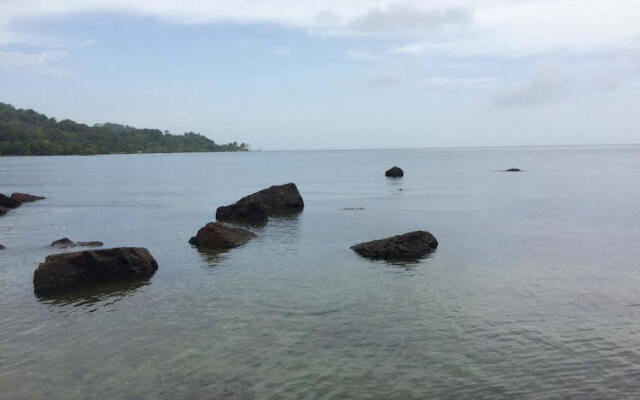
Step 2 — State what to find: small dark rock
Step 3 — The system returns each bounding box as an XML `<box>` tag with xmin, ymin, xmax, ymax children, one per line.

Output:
<box><xmin>189</xmin><ymin>222</ymin><xmax>256</xmax><ymax>249</ymax></box>
<box><xmin>50</xmin><ymin>238</ymin><xmax>76</xmax><ymax>248</ymax></box>
<box><xmin>0</xmin><ymin>244</ymin><xmax>5</xmax><ymax>250</ymax></box>
<box><xmin>0</xmin><ymin>206</ymin><xmax>9</xmax><ymax>216</ymax></box>
<box><xmin>11</xmin><ymin>193</ymin><xmax>46</xmax><ymax>202</ymax></box>
<box><xmin>385</xmin><ymin>166</ymin><xmax>404</xmax><ymax>178</ymax></box>
<box><xmin>351</xmin><ymin>231</ymin><xmax>438</xmax><ymax>260</ymax></box>
<box><xmin>77</xmin><ymin>241</ymin><xmax>104</xmax><ymax>247</ymax></box>
<box><xmin>33</xmin><ymin>247</ymin><xmax>158</xmax><ymax>295</ymax></box>
<box><xmin>343</xmin><ymin>207</ymin><xmax>365</xmax><ymax>211</ymax></box>
<box><xmin>50</xmin><ymin>238</ymin><xmax>103</xmax><ymax>248</ymax></box>
<box><xmin>0</xmin><ymin>193</ymin><xmax>21</xmax><ymax>209</ymax></box>
<box><xmin>504</xmin><ymin>168</ymin><xmax>521</xmax><ymax>172</ymax></box>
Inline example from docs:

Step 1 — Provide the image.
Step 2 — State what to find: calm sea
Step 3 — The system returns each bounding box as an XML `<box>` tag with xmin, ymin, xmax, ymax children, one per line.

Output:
<box><xmin>2</xmin><ymin>146</ymin><xmax>640</xmax><ymax>399</ymax></box>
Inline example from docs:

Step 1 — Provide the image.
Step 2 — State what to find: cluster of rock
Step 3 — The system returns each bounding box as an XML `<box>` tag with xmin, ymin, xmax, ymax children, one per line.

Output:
<box><xmin>0</xmin><ymin>192</ymin><xmax>46</xmax><ymax>218</ymax></box>
<box><xmin>190</xmin><ymin>183</ymin><xmax>304</xmax><ymax>251</ymax></box>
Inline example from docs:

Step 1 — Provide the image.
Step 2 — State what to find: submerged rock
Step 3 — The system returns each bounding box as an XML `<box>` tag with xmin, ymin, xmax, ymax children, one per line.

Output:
<box><xmin>0</xmin><ymin>193</ymin><xmax>21</xmax><ymax>209</ymax></box>
<box><xmin>385</xmin><ymin>166</ymin><xmax>404</xmax><ymax>178</ymax></box>
<box><xmin>33</xmin><ymin>247</ymin><xmax>158</xmax><ymax>295</ymax></box>
<box><xmin>504</xmin><ymin>168</ymin><xmax>521</xmax><ymax>172</ymax></box>
<box><xmin>50</xmin><ymin>238</ymin><xmax>103</xmax><ymax>249</ymax></box>
<box><xmin>189</xmin><ymin>222</ymin><xmax>256</xmax><ymax>249</ymax></box>
<box><xmin>351</xmin><ymin>231</ymin><xmax>438</xmax><ymax>260</ymax></box>
<box><xmin>0</xmin><ymin>206</ymin><xmax>9</xmax><ymax>216</ymax></box>
<box><xmin>11</xmin><ymin>193</ymin><xmax>46</xmax><ymax>202</ymax></box>
<box><xmin>216</xmin><ymin>183</ymin><xmax>304</xmax><ymax>223</ymax></box>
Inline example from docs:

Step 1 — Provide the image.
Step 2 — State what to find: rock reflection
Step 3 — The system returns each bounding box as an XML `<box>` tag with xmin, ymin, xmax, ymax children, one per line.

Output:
<box><xmin>193</xmin><ymin>245</ymin><xmax>231</xmax><ymax>266</ymax></box>
<box><xmin>36</xmin><ymin>279</ymin><xmax>150</xmax><ymax>307</ymax></box>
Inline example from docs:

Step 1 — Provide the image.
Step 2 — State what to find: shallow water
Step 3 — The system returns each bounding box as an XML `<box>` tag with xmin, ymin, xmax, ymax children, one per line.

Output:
<box><xmin>2</xmin><ymin>146</ymin><xmax>640</xmax><ymax>399</ymax></box>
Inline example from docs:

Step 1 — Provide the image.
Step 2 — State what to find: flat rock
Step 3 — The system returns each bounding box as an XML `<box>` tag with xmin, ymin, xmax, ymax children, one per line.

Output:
<box><xmin>33</xmin><ymin>247</ymin><xmax>158</xmax><ymax>295</ymax></box>
<box><xmin>216</xmin><ymin>183</ymin><xmax>304</xmax><ymax>223</ymax></box>
<box><xmin>50</xmin><ymin>238</ymin><xmax>103</xmax><ymax>248</ymax></box>
<box><xmin>189</xmin><ymin>222</ymin><xmax>256</xmax><ymax>249</ymax></box>
<box><xmin>385</xmin><ymin>166</ymin><xmax>404</xmax><ymax>177</ymax></box>
<box><xmin>0</xmin><ymin>193</ymin><xmax>21</xmax><ymax>209</ymax></box>
<box><xmin>351</xmin><ymin>231</ymin><xmax>438</xmax><ymax>260</ymax></box>
<box><xmin>11</xmin><ymin>193</ymin><xmax>46</xmax><ymax>202</ymax></box>
<box><xmin>504</xmin><ymin>168</ymin><xmax>521</xmax><ymax>172</ymax></box>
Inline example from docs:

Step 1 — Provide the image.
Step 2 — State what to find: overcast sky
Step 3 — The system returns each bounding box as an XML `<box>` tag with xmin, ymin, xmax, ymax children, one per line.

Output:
<box><xmin>1</xmin><ymin>0</ymin><xmax>639</xmax><ymax>150</ymax></box>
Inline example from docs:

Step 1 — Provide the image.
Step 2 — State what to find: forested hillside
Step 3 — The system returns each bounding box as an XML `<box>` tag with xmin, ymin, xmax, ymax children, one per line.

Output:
<box><xmin>0</xmin><ymin>102</ymin><xmax>248</xmax><ymax>155</ymax></box>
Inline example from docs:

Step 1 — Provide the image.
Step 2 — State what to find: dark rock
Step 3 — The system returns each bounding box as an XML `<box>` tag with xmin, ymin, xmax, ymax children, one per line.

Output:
<box><xmin>0</xmin><ymin>206</ymin><xmax>9</xmax><ymax>216</ymax></box>
<box><xmin>504</xmin><ymin>168</ymin><xmax>521</xmax><ymax>172</ymax></box>
<box><xmin>343</xmin><ymin>207</ymin><xmax>365</xmax><ymax>211</ymax></box>
<box><xmin>385</xmin><ymin>166</ymin><xmax>404</xmax><ymax>178</ymax></box>
<box><xmin>33</xmin><ymin>247</ymin><xmax>158</xmax><ymax>295</ymax></box>
<box><xmin>0</xmin><ymin>244</ymin><xmax>5</xmax><ymax>250</ymax></box>
<box><xmin>216</xmin><ymin>202</ymin><xmax>268</xmax><ymax>224</ymax></box>
<box><xmin>11</xmin><ymin>193</ymin><xmax>46</xmax><ymax>202</ymax></box>
<box><xmin>189</xmin><ymin>222</ymin><xmax>256</xmax><ymax>249</ymax></box>
<box><xmin>216</xmin><ymin>183</ymin><xmax>304</xmax><ymax>223</ymax></box>
<box><xmin>50</xmin><ymin>238</ymin><xmax>103</xmax><ymax>248</ymax></box>
<box><xmin>77</xmin><ymin>241</ymin><xmax>104</xmax><ymax>247</ymax></box>
<box><xmin>351</xmin><ymin>231</ymin><xmax>438</xmax><ymax>260</ymax></box>
<box><xmin>0</xmin><ymin>193</ymin><xmax>21</xmax><ymax>209</ymax></box>
<box><xmin>50</xmin><ymin>238</ymin><xmax>76</xmax><ymax>248</ymax></box>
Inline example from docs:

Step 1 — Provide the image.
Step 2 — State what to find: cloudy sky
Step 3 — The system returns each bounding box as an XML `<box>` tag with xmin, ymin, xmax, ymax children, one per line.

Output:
<box><xmin>1</xmin><ymin>0</ymin><xmax>639</xmax><ymax>149</ymax></box>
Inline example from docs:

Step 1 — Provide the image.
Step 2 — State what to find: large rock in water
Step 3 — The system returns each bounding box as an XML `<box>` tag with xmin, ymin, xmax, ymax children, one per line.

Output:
<box><xmin>33</xmin><ymin>247</ymin><xmax>158</xmax><ymax>295</ymax></box>
<box><xmin>351</xmin><ymin>231</ymin><xmax>438</xmax><ymax>260</ymax></box>
<box><xmin>385</xmin><ymin>166</ymin><xmax>404</xmax><ymax>177</ymax></box>
<box><xmin>189</xmin><ymin>222</ymin><xmax>256</xmax><ymax>249</ymax></box>
<box><xmin>0</xmin><ymin>193</ymin><xmax>21</xmax><ymax>209</ymax></box>
<box><xmin>11</xmin><ymin>193</ymin><xmax>45</xmax><ymax>202</ymax></box>
<box><xmin>216</xmin><ymin>183</ymin><xmax>304</xmax><ymax>223</ymax></box>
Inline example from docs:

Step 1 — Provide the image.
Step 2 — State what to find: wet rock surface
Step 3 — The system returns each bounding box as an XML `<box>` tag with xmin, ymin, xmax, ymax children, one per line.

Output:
<box><xmin>216</xmin><ymin>183</ymin><xmax>304</xmax><ymax>223</ymax></box>
<box><xmin>33</xmin><ymin>247</ymin><xmax>159</xmax><ymax>295</ymax></box>
<box><xmin>189</xmin><ymin>222</ymin><xmax>256</xmax><ymax>249</ymax></box>
<box><xmin>0</xmin><ymin>193</ymin><xmax>21</xmax><ymax>209</ymax></box>
<box><xmin>351</xmin><ymin>231</ymin><xmax>438</xmax><ymax>260</ymax></box>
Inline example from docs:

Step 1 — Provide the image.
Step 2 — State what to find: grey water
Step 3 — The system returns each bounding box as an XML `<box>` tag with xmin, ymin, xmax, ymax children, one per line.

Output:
<box><xmin>2</xmin><ymin>146</ymin><xmax>640</xmax><ymax>399</ymax></box>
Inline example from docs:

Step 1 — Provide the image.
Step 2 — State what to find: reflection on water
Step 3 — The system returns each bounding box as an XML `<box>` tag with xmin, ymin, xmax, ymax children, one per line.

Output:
<box><xmin>37</xmin><ymin>279</ymin><xmax>151</xmax><ymax>308</ymax></box>
<box><xmin>2</xmin><ymin>147</ymin><xmax>640</xmax><ymax>399</ymax></box>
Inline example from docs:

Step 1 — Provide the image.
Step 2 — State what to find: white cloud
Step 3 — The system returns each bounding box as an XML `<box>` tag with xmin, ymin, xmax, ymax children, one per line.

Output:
<box><xmin>0</xmin><ymin>1</ymin><xmax>639</xmax><ymax>57</ymax></box>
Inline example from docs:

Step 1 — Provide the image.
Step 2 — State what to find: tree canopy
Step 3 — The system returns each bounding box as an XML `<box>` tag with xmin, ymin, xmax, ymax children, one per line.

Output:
<box><xmin>0</xmin><ymin>102</ymin><xmax>249</xmax><ymax>155</ymax></box>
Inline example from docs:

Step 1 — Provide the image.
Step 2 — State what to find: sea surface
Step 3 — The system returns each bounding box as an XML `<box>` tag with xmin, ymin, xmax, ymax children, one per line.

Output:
<box><xmin>2</xmin><ymin>146</ymin><xmax>640</xmax><ymax>399</ymax></box>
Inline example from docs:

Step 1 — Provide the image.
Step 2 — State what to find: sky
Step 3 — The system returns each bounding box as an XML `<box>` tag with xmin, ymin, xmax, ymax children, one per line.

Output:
<box><xmin>0</xmin><ymin>0</ymin><xmax>639</xmax><ymax>150</ymax></box>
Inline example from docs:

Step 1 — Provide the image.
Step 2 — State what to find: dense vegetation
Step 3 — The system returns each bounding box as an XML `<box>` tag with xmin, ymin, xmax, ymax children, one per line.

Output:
<box><xmin>0</xmin><ymin>102</ymin><xmax>248</xmax><ymax>155</ymax></box>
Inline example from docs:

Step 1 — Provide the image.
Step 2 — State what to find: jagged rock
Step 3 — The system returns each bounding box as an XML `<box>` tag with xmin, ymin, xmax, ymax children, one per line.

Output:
<box><xmin>504</xmin><ymin>168</ymin><xmax>521</xmax><ymax>172</ymax></box>
<box><xmin>50</xmin><ymin>238</ymin><xmax>103</xmax><ymax>248</ymax></box>
<box><xmin>385</xmin><ymin>166</ymin><xmax>404</xmax><ymax>177</ymax></box>
<box><xmin>351</xmin><ymin>231</ymin><xmax>438</xmax><ymax>260</ymax></box>
<box><xmin>33</xmin><ymin>247</ymin><xmax>158</xmax><ymax>295</ymax></box>
<box><xmin>11</xmin><ymin>193</ymin><xmax>45</xmax><ymax>202</ymax></box>
<box><xmin>216</xmin><ymin>183</ymin><xmax>304</xmax><ymax>223</ymax></box>
<box><xmin>189</xmin><ymin>222</ymin><xmax>256</xmax><ymax>249</ymax></box>
<box><xmin>0</xmin><ymin>193</ymin><xmax>21</xmax><ymax>209</ymax></box>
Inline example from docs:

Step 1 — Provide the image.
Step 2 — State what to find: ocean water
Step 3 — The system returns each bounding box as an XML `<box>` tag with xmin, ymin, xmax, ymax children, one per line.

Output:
<box><xmin>1</xmin><ymin>146</ymin><xmax>640</xmax><ymax>399</ymax></box>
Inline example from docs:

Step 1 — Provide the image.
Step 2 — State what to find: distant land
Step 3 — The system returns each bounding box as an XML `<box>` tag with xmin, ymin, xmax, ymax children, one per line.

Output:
<box><xmin>0</xmin><ymin>102</ymin><xmax>248</xmax><ymax>156</ymax></box>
